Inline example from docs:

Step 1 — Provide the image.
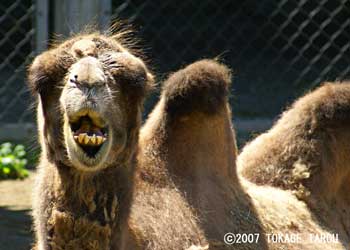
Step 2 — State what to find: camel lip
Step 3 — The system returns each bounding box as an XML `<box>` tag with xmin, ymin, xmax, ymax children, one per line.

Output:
<box><xmin>69</xmin><ymin>115</ymin><xmax>108</xmax><ymax>135</ymax></box>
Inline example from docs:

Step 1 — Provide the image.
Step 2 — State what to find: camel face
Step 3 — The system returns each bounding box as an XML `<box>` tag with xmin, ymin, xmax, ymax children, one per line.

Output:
<box><xmin>61</xmin><ymin>55</ymin><xmax>126</xmax><ymax>171</ymax></box>
<box><xmin>29</xmin><ymin>36</ymin><xmax>153</xmax><ymax>172</ymax></box>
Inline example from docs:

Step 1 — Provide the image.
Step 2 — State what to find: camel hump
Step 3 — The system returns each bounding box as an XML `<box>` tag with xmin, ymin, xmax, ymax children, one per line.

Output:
<box><xmin>161</xmin><ymin>59</ymin><xmax>231</xmax><ymax>117</ymax></box>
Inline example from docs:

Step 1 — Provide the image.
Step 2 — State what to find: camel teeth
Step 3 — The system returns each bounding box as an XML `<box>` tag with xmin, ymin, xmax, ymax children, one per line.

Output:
<box><xmin>91</xmin><ymin>135</ymin><xmax>96</xmax><ymax>144</ymax></box>
<box><xmin>78</xmin><ymin>134</ymin><xmax>85</xmax><ymax>144</ymax></box>
<box><xmin>96</xmin><ymin>136</ymin><xmax>103</xmax><ymax>145</ymax></box>
<box><xmin>76</xmin><ymin>133</ymin><xmax>105</xmax><ymax>146</ymax></box>
<box><xmin>84</xmin><ymin>135</ymin><xmax>90</xmax><ymax>145</ymax></box>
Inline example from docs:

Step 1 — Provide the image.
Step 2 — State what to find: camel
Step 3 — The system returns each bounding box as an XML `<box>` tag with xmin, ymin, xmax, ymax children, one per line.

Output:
<box><xmin>28</xmin><ymin>30</ymin><xmax>348</xmax><ymax>250</ymax></box>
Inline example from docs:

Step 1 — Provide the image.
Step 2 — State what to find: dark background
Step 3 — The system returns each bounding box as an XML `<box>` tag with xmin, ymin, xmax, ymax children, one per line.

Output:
<box><xmin>111</xmin><ymin>0</ymin><xmax>350</xmax><ymax>119</ymax></box>
<box><xmin>0</xmin><ymin>0</ymin><xmax>349</xmax><ymax>132</ymax></box>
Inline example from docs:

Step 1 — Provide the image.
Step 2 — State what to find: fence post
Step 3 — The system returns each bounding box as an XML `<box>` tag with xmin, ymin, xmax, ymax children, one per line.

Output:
<box><xmin>99</xmin><ymin>0</ymin><xmax>112</xmax><ymax>31</ymax></box>
<box><xmin>53</xmin><ymin>0</ymin><xmax>111</xmax><ymax>36</ymax></box>
<box><xmin>36</xmin><ymin>0</ymin><xmax>49</xmax><ymax>53</ymax></box>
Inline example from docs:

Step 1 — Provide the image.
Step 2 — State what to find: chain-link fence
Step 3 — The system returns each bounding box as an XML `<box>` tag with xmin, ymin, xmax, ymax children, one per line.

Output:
<box><xmin>1</xmin><ymin>0</ymin><xmax>350</xmax><ymax>140</ymax></box>
<box><xmin>113</xmin><ymin>0</ymin><xmax>350</xmax><ymax>118</ymax></box>
<box><xmin>0</xmin><ymin>0</ymin><xmax>36</xmax><ymax>124</ymax></box>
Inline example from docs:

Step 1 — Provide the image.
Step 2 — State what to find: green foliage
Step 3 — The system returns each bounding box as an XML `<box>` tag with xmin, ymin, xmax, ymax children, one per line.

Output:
<box><xmin>0</xmin><ymin>142</ymin><xmax>29</xmax><ymax>179</ymax></box>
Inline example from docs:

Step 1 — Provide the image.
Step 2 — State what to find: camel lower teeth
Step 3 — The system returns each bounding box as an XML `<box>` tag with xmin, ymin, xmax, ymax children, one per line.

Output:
<box><xmin>91</xmin><ymin>135</ymin><xmax>96</xmax><ymax>144</ymax></box>
<box><xmin>74</xmin><ymin>134</ymin><xmax>106</xmax><ymax>146</ymax></box>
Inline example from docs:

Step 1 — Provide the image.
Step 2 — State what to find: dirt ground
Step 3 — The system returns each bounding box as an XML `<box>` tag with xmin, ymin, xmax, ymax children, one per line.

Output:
<box><xmin>0</xmin><ymin>171</ymin><xmax>35</xmax><ymax>250</ymax></box>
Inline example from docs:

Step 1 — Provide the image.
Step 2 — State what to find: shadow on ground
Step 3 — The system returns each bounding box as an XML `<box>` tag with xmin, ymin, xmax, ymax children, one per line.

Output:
<box><xmin>0</xmin><ymin>207</ymin><xmax>33</xmax><ymax>250</ymax></box>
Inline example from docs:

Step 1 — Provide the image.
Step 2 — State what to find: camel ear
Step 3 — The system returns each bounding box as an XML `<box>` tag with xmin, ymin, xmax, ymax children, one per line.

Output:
<box><xmin>27</xmin><ymin>52</ymin><xmax>58</xmax><ymax>96</ymax></box>
<box><xmin>145</xmin><ymin>72</ymin><xmax>155</xmax><ymax>93</ymax></box>
<box><xmin>27</xmin><ymin>48</ymin><xmax>75</xmax><ymax>97</ymax></box>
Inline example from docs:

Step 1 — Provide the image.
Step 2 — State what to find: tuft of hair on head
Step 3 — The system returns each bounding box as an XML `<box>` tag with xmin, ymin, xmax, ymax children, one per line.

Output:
<box><xmin>107</xmin><ymin>20</ymin><xmax>155</xmax><ymax>86</ymax></box>
<box><xmin>107</xmin><ymin>20</ymin><xmax>144</xmax><ymax>58</ymax></box>
<box><xmin>47</xmin><ymin>22</ymin><xmax>100</xmax><ymax>49</ymax></box>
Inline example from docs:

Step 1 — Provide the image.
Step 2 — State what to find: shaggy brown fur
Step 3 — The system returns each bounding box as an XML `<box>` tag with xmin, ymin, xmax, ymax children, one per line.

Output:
<box><xmin>29</xmin><ymin>29</ymin><xmax>348</xmax><ymax>249</ymax></box>
<box><xmin>238</xmin><ymin>82</ymin><xmax>350</xmax><ymax>245</ymax></box>
<box><xmin>124</xmin><ymin>60</ymin><xmax>267</xmax><ymax>250</ymax></box>
<box><xmin>29</xmin><ymin>32</ymin><xmax>153</xmax><ymax>250</ymax></box>
<box><xmin>126</xmin><ymin>60</ymin><xmax>347</xmax><ymax>249</ymax></box>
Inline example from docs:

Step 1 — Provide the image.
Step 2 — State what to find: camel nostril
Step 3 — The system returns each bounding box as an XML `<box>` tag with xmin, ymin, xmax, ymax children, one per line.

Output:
<box><xmin>74</xmin><ymin>48</ymin><xmax>83</xmax><ymax>57</ymax></box>
<box><xmin>70</xmin><ymin>75</ymin><xmax>79</xmax><ymax>85</ymax></box>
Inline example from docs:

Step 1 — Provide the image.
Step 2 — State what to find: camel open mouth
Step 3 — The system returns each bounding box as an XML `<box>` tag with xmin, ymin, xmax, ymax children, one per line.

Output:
<box><xmin>69</xmin><ymin>116</ymin><xmax>108</xmax><ymax>158</ymax></box>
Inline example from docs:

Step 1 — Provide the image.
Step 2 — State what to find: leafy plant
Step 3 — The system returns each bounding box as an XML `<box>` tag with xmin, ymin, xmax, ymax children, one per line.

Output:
<box><xmin>0</xmin><ymin>142</ymin><xmax>29</xmax><ymax>179</ymax></box>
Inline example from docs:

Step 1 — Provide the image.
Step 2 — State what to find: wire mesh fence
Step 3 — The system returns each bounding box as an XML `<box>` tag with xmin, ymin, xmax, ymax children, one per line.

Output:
<box><xmin>0</xmin><ymin>0</ymin><xmax>36</xmax><ymax>124</ymax></box>
<box><xmin>1</xmin><ymin>0</ymin><xmax>350</xmax><ymax>140</ymax></box>
<box><xmin>112</xmin><ymin>0</ymin><xmax>350</xmax><ymax>118</ymax></box>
